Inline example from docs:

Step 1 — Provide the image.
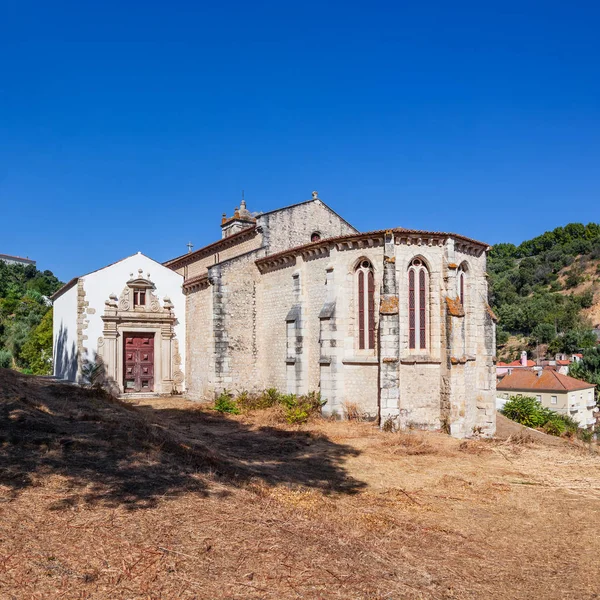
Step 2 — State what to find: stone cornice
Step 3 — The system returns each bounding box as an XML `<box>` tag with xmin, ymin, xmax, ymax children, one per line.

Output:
<box><xmin>255</xmin><ymin>228</ymin><xmax>488</xmax><ymax>271</ymax></box>
<box><xmin>182</xmin><ymin>274</ymin><xmax>210</xmax><ymax>293</ymax></box>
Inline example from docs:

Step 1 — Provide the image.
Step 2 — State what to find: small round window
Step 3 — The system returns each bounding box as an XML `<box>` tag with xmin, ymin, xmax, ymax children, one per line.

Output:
<box><xmin>361</xmin><ymin>260</ymin><xmax>371</xmax><ymax>269</ymax></box>
<box><xmin>311</xmin><ymin>231</ymin><xmax>321</xmax><ymax>242</ymax></box>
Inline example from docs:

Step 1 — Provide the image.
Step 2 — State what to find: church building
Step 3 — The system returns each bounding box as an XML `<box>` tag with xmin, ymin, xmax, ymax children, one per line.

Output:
<box><xmin>52</xmin><ymin>193</ymin><xmax>497</xmax><ymax>437</ymax></box>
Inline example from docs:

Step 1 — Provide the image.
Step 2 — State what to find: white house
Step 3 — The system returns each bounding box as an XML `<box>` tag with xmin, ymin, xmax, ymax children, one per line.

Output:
<box><xmin>51</xmin><ymin>252</ymin><xmax>185</xmax><ymax>394</ymax></box>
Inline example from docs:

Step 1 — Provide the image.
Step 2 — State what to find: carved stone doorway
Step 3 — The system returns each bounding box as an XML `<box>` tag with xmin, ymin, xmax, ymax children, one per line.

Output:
<box><xmin>97</xmin><ymin>270</ymin><xmax>184</xmax><ymax>395</ymax></box>
<box><xmin>123</xmin><ymin>333</ymin><xmax>155</xmax><ymax>392</ymax></box>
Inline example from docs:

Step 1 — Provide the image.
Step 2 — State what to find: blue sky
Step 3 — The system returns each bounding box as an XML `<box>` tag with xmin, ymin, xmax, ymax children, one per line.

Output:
<box><xmin>1</xmin><ymin>1</ymin><xmax>599</xmax><ymax>281</ymax></box>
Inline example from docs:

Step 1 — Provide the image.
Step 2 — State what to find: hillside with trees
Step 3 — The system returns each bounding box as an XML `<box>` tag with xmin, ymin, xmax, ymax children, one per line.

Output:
<box><xmin>0</xmin><ymin>261</ymin><xmax>62</xmax><ymax>374</ymax></box>
<box><xmin>488</xmin><ymin>222</ymin><xmax>600</xmax><ymax>360</ymax></box>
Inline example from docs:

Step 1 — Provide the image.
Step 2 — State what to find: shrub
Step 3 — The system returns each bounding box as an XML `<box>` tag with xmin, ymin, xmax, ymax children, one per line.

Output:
<box><xmin>501</xmin><ymin>395</ymin><xmax>548</xmax><ymax>428</ymax></box>
<box><xmin>0</xmin><ymin>349</ymin><xmax>13</xmax><ymax>369</ymax></box>
<box><xmin>496</xmin><ymin>329</ymin><xmax>510</xmax><ymax>346</ymax></box>
<box><xmin>543</xmin><ymin>417</ymin><xmax>566</xmax><ymax>437</ymax></box>
<box><xmin>215</xmin><ymin>388</ymin><xmax>324</xmax><ymax>423</ymax></box>
<box><xmin>565</xmin><ymin>270</ymin><xmax>583</xmax><ymax>289</ymax></box>
<box><xmin>214</xmin><ymin>390</ymin><xmax>239</xmax><ymax>414</ymax></box>
<box><xmin>549</xmin><ymin>280</ymin><xmax>562</xmax><ymax>292</ymax></box>
<box><xmin>235</xmin><ymin>388</ymin><xmax>281</xmax><ymax>411</ymax></box>
<box><xmin>282</xmin><ymin>391</ymin><xmax>324</xmax><ymax>424</ymax></box>
<box><xmin>501</xmin><ymin>395</ymin><xmax>582</xmax><ymax>438</ymax></box>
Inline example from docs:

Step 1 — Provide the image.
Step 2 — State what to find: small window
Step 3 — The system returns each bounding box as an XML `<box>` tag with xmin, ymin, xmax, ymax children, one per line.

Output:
<box><xmin>551</xmin><ymin>395</ymin><xmax>557</xmax><ymax>405</ymax></box>
<box><xmin>133</xmin><ymin>290</ymin><xmax>146</xmax><ymax>307</ymax></box>
<box><xmin>536</xmin><ymin>395</ymin><xmax>542</xmax><ymax>402</ymax></box>
<box><xmin>311</xmin><ymin>231</ymin><xmax>321</xmax><ymax>242</ymax></box>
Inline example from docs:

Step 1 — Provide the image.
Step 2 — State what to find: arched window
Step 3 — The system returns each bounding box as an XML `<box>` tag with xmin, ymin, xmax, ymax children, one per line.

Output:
<box><xmin>311</xmin><ymin>231</ymin><xmax>321</xmax><ymax>242</ymax></box>
<box><xmin>408</xmin><ymin>258</ymin><xmax>428</xmax><ymax>350</ymax></box>
<box><xmin>356</xmin><ymin>260</ymin><xmax>375</xmax><ymax>350</ymax></box>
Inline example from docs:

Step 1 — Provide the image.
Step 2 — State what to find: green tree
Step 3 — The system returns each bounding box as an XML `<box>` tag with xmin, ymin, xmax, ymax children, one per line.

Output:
<box><xmin>20</xmin><ymin>310</ymin><xmax>53</xmax><ymax>375</ymax></box>
<box><xmin>531</xmin><ymin>323</ymin><xmax>556</xmax><ymax>344</ymax></box>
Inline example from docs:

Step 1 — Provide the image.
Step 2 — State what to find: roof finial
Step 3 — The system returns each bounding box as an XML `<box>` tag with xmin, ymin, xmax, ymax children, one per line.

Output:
<box><xmin>312</xmin><ymin>190</ymin><xmax>318</xmax><ymax>199</ymax></box>
<box><xmin>187</xmin><ymin>241</ymin><xmax>193</xmax><ymax>253</ymax></box>
<box><xmin>240</xmin><ymin>189</ymin><xmax>246</xmax><ymax>210</ymax></box>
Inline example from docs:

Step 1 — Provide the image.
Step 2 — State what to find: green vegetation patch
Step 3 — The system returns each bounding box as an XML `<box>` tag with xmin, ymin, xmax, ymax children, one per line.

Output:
<box><xmin>0</xmin><ymin>262</ymin><xmax>62</xmax><ymax>374</ymax></box>
<box><xmin>214</xmin><ymin>388</ymin><xmax>325</xmax><ymax>424</ymax></box>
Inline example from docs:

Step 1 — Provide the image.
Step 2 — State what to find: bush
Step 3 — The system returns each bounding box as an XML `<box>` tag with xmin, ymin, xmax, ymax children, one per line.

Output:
<box><xmin>214</xmin><ymin>390</ymin><xmax>239</xmax><ymax>414</ymax></box>
<box><xmin>496</xmin><ymin>328</ymin><xmax>510</xmax><ymax>346</ymax></box>
<box><xmin>549</xmin><ymin>280</ymin><xmax>562</xmax><ymax>292</ymax></box>
<box><xmin>0</xmin><ymin>349</ymin><xmax>12</xmax><ymax>369</ymax></box>
<box><xmin>501</xmin><ymin>395</ymin><xmax>548</xmax><ymax>428</ymax></box>
<box><xmin>501</xmin><ymin>395</ymin><xmax>582</xmax><ymax>437</ymax></box>
<box><xmin>280</xmin><ymin>391</ymin><xmax>324</xmax><ymax>424</ymax></box>
<box><xmin>543</xmin><ymin>417</ymin><xmax>566</xmax><ymax>437</ymax></box>
<box><xmin>235</xmin><ymin>388</ymin><xmax>281</xmax><ymax>411</ymax></box>
<box><xmin>565</xmin><ymin>270</ymin><xmax>583</xmax><ymax>289</ymax></box>
<box><xmin>214</xmin><ymin>388</ymin><xmax>324</xmax><ymax>423</ymax></box>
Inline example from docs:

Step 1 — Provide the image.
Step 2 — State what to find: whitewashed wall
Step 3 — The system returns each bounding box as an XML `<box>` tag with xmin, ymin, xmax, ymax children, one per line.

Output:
<box><xmin>82</xmin><ymin>253</ymin><xmax>185</xmax><ymax>376</ymax></box>
<box><xmin>52</xmin><ymin>282</ymin><xmax>79</xmax><ymax>380</ymax></box>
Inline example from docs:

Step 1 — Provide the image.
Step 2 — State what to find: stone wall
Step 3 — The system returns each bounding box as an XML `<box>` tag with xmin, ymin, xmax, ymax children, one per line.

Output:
<box><xmin>184</xmin><ymin>281</ymin><xmax>213</xmax><ymax>399</ymax></box>
<box><xmin>178</xmin><ymin>198</ymin><xmax>495</xmax><ymax>438</ymax></box>
<box><xmin>257</xmin><ymin>199</ymin><xmax>357</xmax><ymax>254</ymax></box>
<box><xmin>175</xmin><ymin>231</ymin><xmax>263</xmax><ymax>279</ymax></box>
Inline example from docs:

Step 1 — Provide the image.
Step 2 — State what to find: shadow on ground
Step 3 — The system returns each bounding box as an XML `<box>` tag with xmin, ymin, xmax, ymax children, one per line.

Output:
<box><xmin>0</xmin><ymin>369</ymin><xmax>364</xmax><ymax>510</ymax></box>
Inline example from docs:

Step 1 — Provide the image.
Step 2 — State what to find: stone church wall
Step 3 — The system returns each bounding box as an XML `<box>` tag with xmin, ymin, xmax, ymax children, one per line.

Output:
<box><xmin>257</xmin><ymin>200</ymin><xmax>357</xmax><ymax>254</ymax></box>
<box><xmin>175</xmin><ymin>231</ymin><xmax>263</xmax><ymax>279</ymax></box>
<box><xmin>175</xmin><ymin>197</ymin><xmax>495</xmax><ymax>437</ymax></box>
<box><xmin>184</xmin><ymin>282</ymin><xmax>213</xmax><ymax>400</ymax></box>
<box><xmin>213</xmin><ymin>250</ymin><xmax>264</xmax><ymax>392</ymax></box>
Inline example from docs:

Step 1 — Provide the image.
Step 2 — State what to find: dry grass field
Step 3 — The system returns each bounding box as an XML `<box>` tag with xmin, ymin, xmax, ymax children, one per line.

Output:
<box><xmin>1</xmin><ymin>368</ymin><xmax>600</xmax><ymax>599</ymax></box>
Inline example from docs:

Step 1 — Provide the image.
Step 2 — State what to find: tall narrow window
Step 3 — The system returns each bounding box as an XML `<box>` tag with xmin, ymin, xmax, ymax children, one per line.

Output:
<box><xmin>408</xmin><ymin>258</ymin><xmax>428</xmax><ymax>350</ymax></box>
<box><xmin>458</xmin><ymin>263</ymin><xmax>468</xmax><ymax>307</ymax></box>
<box><xmin>408</xmin><ymin>270</ymin><xmax>416</xmax><ymax>349</ymax></box>
<box><xmin>419</xmin><ymin>269</ymin><xmax>426</xmax><ymax>349</ymax></box>
<box><xmin>368</xmin><ymin>270</ymin><xmax>375</xmax><ymax>349</ymax></box>
<box><xmin>356</xmin><ymin>260</ymin><xmax>375</xmax><ymax>350</ymax></box>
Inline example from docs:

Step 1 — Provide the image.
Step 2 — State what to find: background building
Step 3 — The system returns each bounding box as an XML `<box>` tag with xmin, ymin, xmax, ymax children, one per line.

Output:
<box><xmin>497</xmin><ymin>368</ymin><xmax>596</xmax><ymax>428</ymax></box>
<box><xmin>0</xmin><ymin>253</ymin><xmax>36</xmax><ymax>267</ymax></box>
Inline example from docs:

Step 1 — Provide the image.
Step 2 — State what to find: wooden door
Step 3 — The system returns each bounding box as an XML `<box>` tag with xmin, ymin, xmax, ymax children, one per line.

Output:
<box><xmin>123</xmin><ymin>333</ymin><xmax>155</xmax><ymax>392</ymax></box>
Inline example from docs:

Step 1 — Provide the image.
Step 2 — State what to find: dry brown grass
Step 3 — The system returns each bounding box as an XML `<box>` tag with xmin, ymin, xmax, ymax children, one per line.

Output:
<box><xmin>2</xmin><ymin>369</ymin><xmax>600</xmax><ymax>599</ymax></box>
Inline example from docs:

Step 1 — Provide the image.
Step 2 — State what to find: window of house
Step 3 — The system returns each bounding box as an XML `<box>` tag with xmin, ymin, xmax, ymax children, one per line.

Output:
<box><xmin>311</xmin><ymin>231</ymin><xmax>321</xmax><ymax>242</ymax></box>
<box><xmin>356</xmin><ymin>260</ymin><xmax>375</xmax><ymax>350</ymax></box>
<box><xmin>536</xmin><ymin>395</ymin><xmax>542</xmax><ymax>402</ymax></box>
<box><xmin>408</xmin><ymin>258</ymin><xmax>428</xmax><ymax>350</ymax></box>
<box><xmin>551</xmin><ymin>395</ymin><xmax>557</xmax><ymax>404</ymax></box>
<box><xmin>133</xmin><ymin>290</ymin><xmax>146</xmax><ymax>307</ymax></box>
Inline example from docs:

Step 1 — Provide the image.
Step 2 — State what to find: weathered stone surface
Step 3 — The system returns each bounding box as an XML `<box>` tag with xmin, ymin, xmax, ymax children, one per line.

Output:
<box><xmin>176</xmin><ymin>197</ymin><xmax>495</xmax><ymax>437</ymax></box>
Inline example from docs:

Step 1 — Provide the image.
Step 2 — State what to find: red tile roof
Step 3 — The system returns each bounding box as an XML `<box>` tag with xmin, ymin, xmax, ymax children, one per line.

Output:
<box><xmin>501</xmin><ymin>359</ymin><xmax>536</xmax><ymax>367</ymax></box>
<box><xmin>497</xmin><ymin>369</ymin><xmax>595</xmax><ymax>393</ymax></box>
<box><xmin>556</xmin><ymin>360</ymin><xmax>570</xmax><ymax>366</ymax></box>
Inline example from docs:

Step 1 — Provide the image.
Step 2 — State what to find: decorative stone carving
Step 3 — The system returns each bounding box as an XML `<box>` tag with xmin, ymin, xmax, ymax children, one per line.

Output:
<box><xmin>98</xmin><ymin>270</ymin><xmax>183</xmax><ymax>395</ymax></box>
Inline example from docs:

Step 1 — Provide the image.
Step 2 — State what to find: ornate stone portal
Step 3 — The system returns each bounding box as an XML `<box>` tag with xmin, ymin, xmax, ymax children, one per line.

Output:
<box><xmin>97</xmin><ymin>270</ymin><xmax>184</xmax><ymax>394</ymax></box>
